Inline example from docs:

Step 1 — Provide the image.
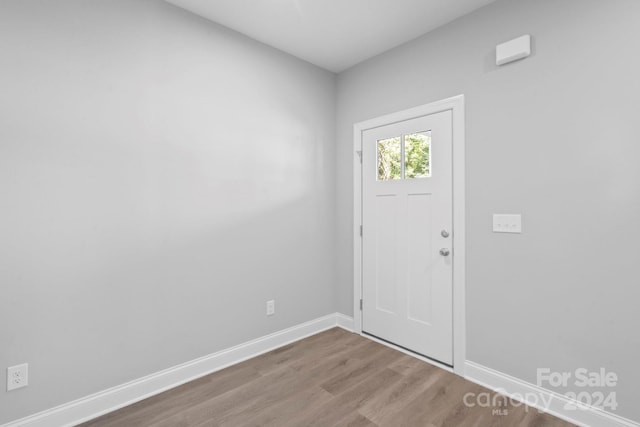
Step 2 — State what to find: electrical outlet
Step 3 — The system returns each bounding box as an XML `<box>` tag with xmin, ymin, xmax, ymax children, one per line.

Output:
<box><xmin>266</xmin><ymin>300</ymin><xmax>275</xmax><ymax>316</ymax></box>
<box><xmin>7</xmin><ymin>363</ymin><xmax>28</xmax><ymax>391</ymax></box>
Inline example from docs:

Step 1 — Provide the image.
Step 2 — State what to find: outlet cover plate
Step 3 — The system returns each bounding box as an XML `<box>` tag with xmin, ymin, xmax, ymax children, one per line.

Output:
<box><xmin>7</xmin><ymin>363</ymin><xmax>28</xmax><ymax>391</ymax></box>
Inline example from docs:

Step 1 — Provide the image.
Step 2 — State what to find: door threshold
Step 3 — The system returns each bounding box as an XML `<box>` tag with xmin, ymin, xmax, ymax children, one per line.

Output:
<box><xmin>362</xmin><ymin>331</ymin><xmax>454</xmax><ymax>374</ymax></box>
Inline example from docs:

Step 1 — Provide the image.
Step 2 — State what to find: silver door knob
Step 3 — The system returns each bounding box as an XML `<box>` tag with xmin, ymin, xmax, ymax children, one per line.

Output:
<box><xmin>439</xmin><ymin>248</ymin><xmax>450</xmax><ymax>256</ymax></box>
<box><xmin>441</xmin><ymin>230</ymin><xmax>450</xmax><ymax>238</ymax></box>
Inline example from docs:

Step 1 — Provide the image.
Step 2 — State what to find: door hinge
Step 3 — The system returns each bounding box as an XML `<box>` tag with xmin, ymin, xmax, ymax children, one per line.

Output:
<box><xmin>360</xmin><ymin>299</ymin><xmax>363</xmax><ymax>311</ymax></box>
<box><xmin>356</xmin><ymin>150</ymin><xmax>362</xmax><ymax>163</ymax></box>
<box><xmin>360</xmin><ymin>225</ymin><xmax>363</xmax><ymax>237</ymax></box>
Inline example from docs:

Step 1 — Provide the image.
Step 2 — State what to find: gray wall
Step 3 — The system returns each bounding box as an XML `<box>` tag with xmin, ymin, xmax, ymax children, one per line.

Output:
<box><xmin>336</xmin><ymin>0</ymin><xmax>640</xmax><ymax>422</ymax></box>
<box><xmin>0</xmin><ymin>0</ymin><xmax>336</xmax><ymax>423</ymax></box>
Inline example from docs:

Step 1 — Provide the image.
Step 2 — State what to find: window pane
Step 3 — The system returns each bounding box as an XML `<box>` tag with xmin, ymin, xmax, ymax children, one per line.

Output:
<box><xmin>405</xmin><ymin>131</ymin><xmax>431</xmax><ymax>178</ymax></box>
<box><xmin>377</xmin><ymin>137</ymin><xmax>401</xmax><ymax>180</ymax></box>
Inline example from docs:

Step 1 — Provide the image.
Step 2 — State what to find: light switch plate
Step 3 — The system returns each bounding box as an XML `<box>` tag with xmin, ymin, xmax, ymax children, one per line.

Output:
<box><xmin>493</xmin><ymin>214</ymin><xmax>522</xmax><ymax>233</ymax></box>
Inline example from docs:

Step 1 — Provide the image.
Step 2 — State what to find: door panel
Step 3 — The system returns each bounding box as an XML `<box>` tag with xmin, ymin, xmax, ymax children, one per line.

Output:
<box><xmin>407</xmin><ymin>192</ymin><xmax>432</xmax><ymax>325</ymax></box>
<box><xmin>362</xmin><ymin>110</ymin><xmax>453</xmax><ymax>365</ymax></box>
<box><xmin>375</xmin><ymin>195</ymin><xmax>398</xmax><ymax>313</ymax></box>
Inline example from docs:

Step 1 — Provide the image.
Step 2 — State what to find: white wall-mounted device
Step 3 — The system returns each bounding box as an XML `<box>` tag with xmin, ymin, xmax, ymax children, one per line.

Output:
<box><xmin>496</xmin><ymin>35</ymin><xmax>531</xmax><ymax>66</ymax></box>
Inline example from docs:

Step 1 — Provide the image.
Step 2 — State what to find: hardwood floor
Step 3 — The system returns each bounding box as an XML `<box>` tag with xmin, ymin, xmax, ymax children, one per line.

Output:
<box><xmin>79</xmin><ymin>328</ymin><xmax>575</xmax><ymax>427</ymax></box>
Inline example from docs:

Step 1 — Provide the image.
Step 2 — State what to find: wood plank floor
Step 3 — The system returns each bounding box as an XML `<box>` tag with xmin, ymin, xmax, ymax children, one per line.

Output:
<box><xmin>79</xmin><ymin>328</ymin><xmax>575</xmax><ymax>427</ymax></box>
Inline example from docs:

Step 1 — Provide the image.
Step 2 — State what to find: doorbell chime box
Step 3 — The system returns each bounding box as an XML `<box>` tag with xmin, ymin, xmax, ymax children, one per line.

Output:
<box><xmin>496</xmin><ymin>35</ymin><xmax>531</xmax><ymax>66</ymax></box>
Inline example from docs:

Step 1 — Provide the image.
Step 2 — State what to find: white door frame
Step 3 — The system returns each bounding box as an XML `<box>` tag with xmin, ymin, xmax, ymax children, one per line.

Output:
<box><xmin>353</xmin><ymin>94</ymin><xmax>466</xmax><ymax>376</ymax></box>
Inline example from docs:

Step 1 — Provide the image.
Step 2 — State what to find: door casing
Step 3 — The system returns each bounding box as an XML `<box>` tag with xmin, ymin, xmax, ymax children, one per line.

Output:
<box><xmin>353</xmin><ymin>95</ymin><xmax>466</xmax><ymax>376</ymax></box>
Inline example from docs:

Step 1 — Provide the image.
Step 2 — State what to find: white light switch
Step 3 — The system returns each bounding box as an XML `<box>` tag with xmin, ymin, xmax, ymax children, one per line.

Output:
<box><xmin>493</xmin><ymin>214</ymin><xmax>522</xmax><ymax>233</ymax></box>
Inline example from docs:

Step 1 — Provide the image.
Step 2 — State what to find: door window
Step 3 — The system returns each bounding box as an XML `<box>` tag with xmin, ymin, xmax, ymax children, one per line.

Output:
<box><xmin>377</xmin><ymin>131</ymin><xmax>431</xmax><ymax>180</ymax></box>
<box><xmin>376</xmin><ymin>137</ymin><xmax>401</xmax><ymax>180</ymax></box>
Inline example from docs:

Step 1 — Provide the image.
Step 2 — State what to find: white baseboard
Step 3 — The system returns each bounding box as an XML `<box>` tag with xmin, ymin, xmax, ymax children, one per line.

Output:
<box><xmin>3</xmin><ymin>313</ymin><xmax>355</xmax><ymax>427</ymax></box>
<box><xmin>465</xmin><ymin>361</ymin><xmax>639</xmax><ymax>427</ymax></box>
<box><xmin>335</xmin><ymin>313</ymin><xmax>354</xmax><ymax>331</ymax></box>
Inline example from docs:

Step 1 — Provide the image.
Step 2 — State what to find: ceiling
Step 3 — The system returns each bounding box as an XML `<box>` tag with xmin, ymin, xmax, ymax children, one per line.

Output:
<box><xmin>164</xmin><ymin>0</ymin><xmax>495</xmax><ymax>73</ymax></box>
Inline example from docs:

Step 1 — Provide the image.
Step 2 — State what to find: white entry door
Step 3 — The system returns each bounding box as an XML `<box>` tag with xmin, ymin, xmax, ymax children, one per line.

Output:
<box><xmin>362</xmin><ymin>110</ymin><xmax>453</xmax><ymax>365</ymax></box>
